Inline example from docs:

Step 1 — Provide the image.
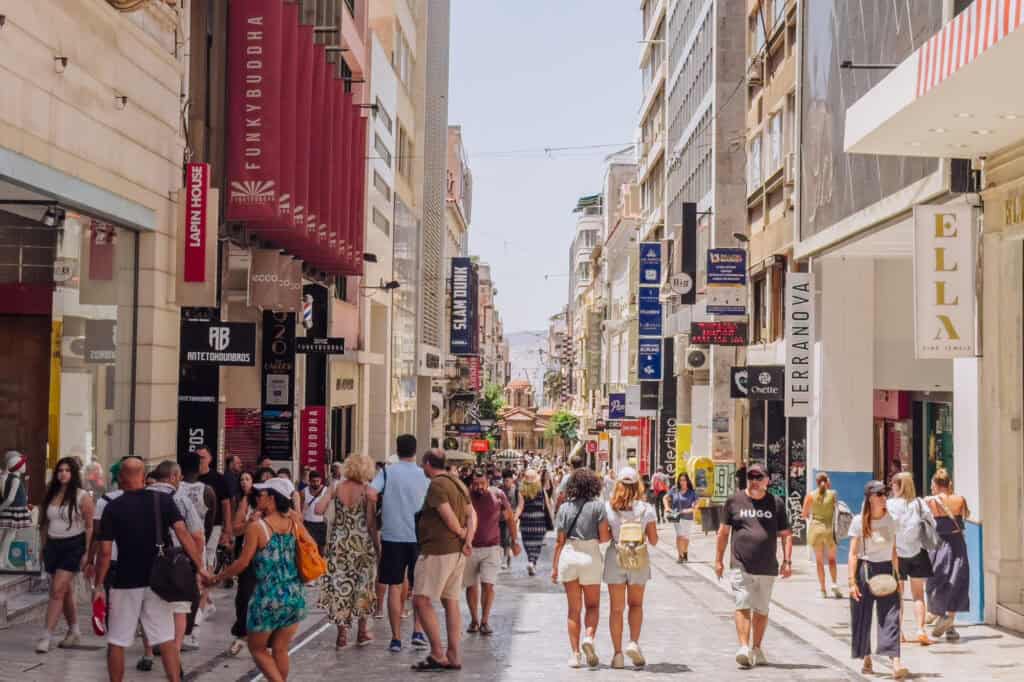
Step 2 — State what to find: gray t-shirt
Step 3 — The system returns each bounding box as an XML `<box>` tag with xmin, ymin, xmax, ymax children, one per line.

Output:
<box><xmin>556</xmin><ymin>498</ymin><xmax>606</xmax><ymax>541</ymax></box>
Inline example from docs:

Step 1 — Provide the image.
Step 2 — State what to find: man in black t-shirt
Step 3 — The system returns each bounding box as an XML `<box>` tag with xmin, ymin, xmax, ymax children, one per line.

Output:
<box><xmin>715</xmin><ymin>463</ymin><xmax>793</xmax><ymax>670</ymax></box>
<box><xmin>197</xmin><ymin>446</ymin><xmax>233</xmax><ymax>554</ymax></box>
<box><xmin>93</xmin><ymin>456</ymin><xmax>207</xmax><ymax>682</ymax></box>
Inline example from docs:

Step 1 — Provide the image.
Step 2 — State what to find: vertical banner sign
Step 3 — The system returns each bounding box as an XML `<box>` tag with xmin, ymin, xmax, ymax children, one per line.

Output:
<box><xmin>784</xmin><ymin>272</ymin><xmax>815</xmax><ymax>418</ymax></box>
<box><xmin>706</xmin><ymin>248</ymin><xmax>747</xmax><ymax>315</ymax></box>
<box><xmin>177</xmin><ymin>309</ymin><xmax>220</xmax><ymax>463</ymax></box>
<box><xmin>679</xmin><ymin>202</ymin><xmax>697</xmax><ymax>305</ymax></box>
<box><xmin>307</xmin><ymin>44</ymin><xmax>325</xmax><ymax>248</ymax></box>
<box><xmin>249</xmin><ymin>249</ymin><xmax>283</xmax><ymax>310</ymax></box>
<box><xmin>450</xmin><ymin>257</ymin><xmax>475</xmax><ymax>355</ymax></box>
<box><xmin>608</xmin><ymin>393</ymin><xmax>626</xmax><ymax>420</ymax></box>
<box><xmin>183</xmin><ymin>163</ymin><xmax>209</xmax><ymax>282</ymax></box>
<box><xmin>294</xmin><ymin>21</ymin><xmax>314</xmax><ymax>238</ymax></box>
<box><xmin>638</xmin><ymin>340</ymin><xmax>663</xmax><ymax>381</ymax></box>
<box><xmin>637</xmin><ymin>286</ymin><xmax>662</xmax><ymax>336</ymax></box>
<box><xmin>639</xmin><ymin>242</ymin><xmax>662</xmax><ymax>285</ymax></box>
<box><xmin>912</xmin><ymin>204</ymin><xmax>976</xmax><ymax>359</ymax></box>
<box><xmin>658</xmin><ymin>337</ymin><xmax>678</xmax><ymax>476</ymax></box>
<box><xmin>261</xmin><ymin>311</ymin><xmax>296</xmax><ymax>461</ymax></box>
<box><xmin>468</xmin><ymin>356</ymin><xmax>482</xmax><ymax>391</ymax></box>
<box><xmin>300</xmin><ymin>406</ymin><xmax>326</xmax><ymax>473</ymax></box>
<box><xmin>279</xmin><ymin>1</ymin><xmax>299</xmax><ymax>234</ymax></box>
<box><xmin>226</xmin><ymin>0</ymin><xmax>283</xmax><ymax>226</ymax></box>
<box><xmin>303</xmin><ymin>283</ymin><xmax>328</xmax><ymax>407</ymax></box>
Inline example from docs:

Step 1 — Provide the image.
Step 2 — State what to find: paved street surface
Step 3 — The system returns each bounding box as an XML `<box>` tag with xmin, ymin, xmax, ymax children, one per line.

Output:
<box><xmin>1</xmin><ymin>527</ymin><xmax>1023</xmax><ymax>681</ymax></box>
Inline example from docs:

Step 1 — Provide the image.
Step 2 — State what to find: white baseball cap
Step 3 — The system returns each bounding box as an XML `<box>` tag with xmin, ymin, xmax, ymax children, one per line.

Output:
<box><xmin>254</xmin><ymin>477</ymin><xmax>295</xmax><ymax>499</ymax></box>
<box><xmin>618</xmin><ymin>466</ymin><xmax>639</xmax><ymax>484</ymax></box>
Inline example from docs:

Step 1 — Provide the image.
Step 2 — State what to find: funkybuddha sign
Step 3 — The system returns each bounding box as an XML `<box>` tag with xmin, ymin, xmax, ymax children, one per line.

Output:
<box><xmin>913</xmin><ymin>204</ymin><xmax>976</xmax><ymax>359</ymax></box>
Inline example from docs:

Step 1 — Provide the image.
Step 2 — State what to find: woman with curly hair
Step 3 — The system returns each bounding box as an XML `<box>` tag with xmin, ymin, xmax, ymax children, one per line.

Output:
<box><xmin>551</xmin><ymin>467</ymin><xmax>610</xmax><ymax>669</ymax></box>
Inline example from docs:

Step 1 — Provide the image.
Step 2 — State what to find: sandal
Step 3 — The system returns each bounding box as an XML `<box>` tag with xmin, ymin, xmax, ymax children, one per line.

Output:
<box><xmin>466</xmin><ymin>621</ymin><xmax>479</xmax><ymax>633</ymax></box>
<box><xmin>479</xmin><ymin>623</ymin><xmax>493</xmax><ymax>636</ymax></box>
<box><xmin>357</xmin><ymin>631</ymin><xmax>374</xmax><ymax>647</ymax></box>
<box><xmin>136</xmin><ymin>656</ymin><xmax>154</xmax><ymax>672</ymax></box>
<box><xmin>861</xmin><ymin>658</ymin><xmax>873</xmax><ymax>675</ymax></box>
<box><xmin>411</xmin><ymin>656</ymin><xmax>451</xmax><ymax>672</ymax></box>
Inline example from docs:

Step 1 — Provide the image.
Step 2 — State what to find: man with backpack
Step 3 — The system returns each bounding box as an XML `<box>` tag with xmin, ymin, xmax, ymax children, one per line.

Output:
<box><xmin>177</xmin><ymin>451</ymin><xmax>216</xmax><ymax>651</ymax></box>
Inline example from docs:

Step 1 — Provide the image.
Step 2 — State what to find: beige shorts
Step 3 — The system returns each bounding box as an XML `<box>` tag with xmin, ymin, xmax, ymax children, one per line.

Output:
<box><xmin>557</xmin><ymin>539</ymin><xmax>603</xmax><ymax>586</ymax></box>
<box><xmin>730</xmin><ymin>568</ymin><xmax>775</xmax><ymax>614</ymax></box>
<box><xmin>463</xmin><ymin>545</ymin><xmax>502</xmax><ymax>587</ymax></box>
<box><xmin>413</xmin><ymin>552</ymin><xmax>466</xmax><ymax>602</ymax></box>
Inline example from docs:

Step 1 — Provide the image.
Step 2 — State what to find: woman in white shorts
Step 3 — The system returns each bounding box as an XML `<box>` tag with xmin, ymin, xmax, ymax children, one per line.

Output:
<box><xmin>550</xmin><ymin>468</ymin><xmax>610</xmax><ymax>670</ymax></box>
<box><xmin>604</xmin><ymin>467</ymin><xmax>658</xmax><ymax>669</ymax></box>
<box><xmin>664</xmin><ymin>473</ymin><xmax>698</xmax><ymax>563</ymax></box>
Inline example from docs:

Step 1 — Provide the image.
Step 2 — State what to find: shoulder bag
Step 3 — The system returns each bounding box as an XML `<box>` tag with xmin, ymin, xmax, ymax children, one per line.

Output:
<box><xmin>916</xmin><ymin>498</ymin><xmax>941</xmax><ymax>551</ymax></box>
<box><xmin>293</xmin><ymin>518</ymin><xmax>327</xmax><ymax>584</ymax></box>
<box><xmin>615</xmin><ymin>503</ymin><xmax>650</xmax><ymax>571</ymax></box>
<box><xmin>149</xmin><ymin>492</ymin><xmax>198</xmax><ymax>603</ymax></box>
<box><xmin>858</xmin><ymin>519</ymin><xmax>898</xmax><ymax>597</ymax></box>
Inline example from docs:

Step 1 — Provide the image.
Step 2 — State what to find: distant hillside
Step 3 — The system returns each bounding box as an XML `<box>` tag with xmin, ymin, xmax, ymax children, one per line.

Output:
<box><xmin>506</xmin><ymin>330</ymin><xmax>546</xmax><ymax>403</ymax></box>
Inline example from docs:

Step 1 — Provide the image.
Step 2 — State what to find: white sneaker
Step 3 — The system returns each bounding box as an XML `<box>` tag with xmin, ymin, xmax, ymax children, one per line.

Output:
<box><xmin>831</xmin><ymin>586</ymin><xmax>844</xmax><ymax>599</ymax></box>
<box><xmin>568</xmin><ymin>651</ymin><xmax>584</xmax><ymax>668</ymax></box>
<box><xmin>611</xmin><ymin>653</ymin><xmax>625</xmax><ymax>669</ymax></box>
<box><xmin>751</xmin><ymin>647</ymin><xmax>767</xmax><ymax>666</ymax></box>
<box><xmin>735</xmin><ymin>646</ymin><xmax>751</xmax><ymax>669</ymax></box>
<box><xmin>57</xmin><ymin>632</ymin><xmax>80</xmax><ymax>649</ymax></box>
<box><xmin>932</xmin><ymin>614</ymin><xmax>956</xmax><ymax>638</ymax></box>
<box><xmin>581</xmin><ymin>636</ymin><xmax>599</xmax><ymax>668</ymax></box>
<box><xmin>228</xmin><ymin>638</ymin><xmax>246</xmax><ymax>656</ymax></box>
<box><xmin>527</xmin><ymin>562</ymin><xmax>536</xmax><ymax>576</ymax></box>
<box><xmin>181</xmin><ymin>634</ymin><xmax>200</xmax><ymax>651</ymax></box>
<box><xmin>625</xmin><ymin>640</ymin><xmax>646</xmax><ymax>667</ymax></box>
<box><xmin>35</xmin><ymin>636</ymin><xmax>50</xmax><ymax>654</ymax></box>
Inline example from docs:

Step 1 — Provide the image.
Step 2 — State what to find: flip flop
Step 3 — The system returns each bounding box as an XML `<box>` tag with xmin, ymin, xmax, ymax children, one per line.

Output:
<box><xmin>466</xmin><ymin>621</ymin><xmax>479</xmax><ymax>633</ymax></box>
<box><xmin>411</xmin><ymin>656</ymin><xmax>451</xmax><ymax>672</ymax></box>
<box><xmin>479</xmin><ymin>623</ymin><xmax>493</xmax><ymax>636</ymax></box>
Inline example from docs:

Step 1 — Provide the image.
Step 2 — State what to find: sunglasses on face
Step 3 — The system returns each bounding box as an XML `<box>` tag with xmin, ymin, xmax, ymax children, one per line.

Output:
<box><xmin>747</xmin><ymin>473</ymin><xmax>766</xmax><ymax>481</ymax></box>
<box><xmin>872</xmin><ymin>491</ymin><xmax>887</xmax><ymax>498</ymax></box>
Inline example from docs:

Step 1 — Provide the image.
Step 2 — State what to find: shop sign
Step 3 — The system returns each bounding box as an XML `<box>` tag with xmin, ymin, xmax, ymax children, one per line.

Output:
<box><xmin>784</xmin><ymin>272</ymin><xmax>815</xmax><ymax>417</ymax></box>
<box><xmin>84</xmin><ymin>319</ymin><xmax>117</xmax><ymax>364</ymax></box>
<box><xmin>625</xmin><ymin>384</ymin><xmax>641</xmax><ymax>417</ymax></box>
<box><xmin>249</xmin><ymin>249</ymin><xmax>283</xmax><ymax>310</ymax></box>
<box><xmin>608</xmin><ymin>393</ymin><xmax>626</xmax><ymax>419</ymax></box>
<box><xmin>226</xmin><ymin>0</ymin><xmax>283</xmax><ymax>226</ymax></box>
<box><xmin>913</xmin><ymin>204</ymin><xmax>976</xmax><ymax>359</ymax></box>
<box><xmin>637</xmin><ymin>286</ymin><xmax>662</xmax><ymax>336</ymax></box>
<box><xmin>638</xmin><ymin>340</ymin><xmax>662</xmax><ymax>380</ymax></box>
<box><xmin>468</xmin><ymin>356</ymin><xmax>482</xmax><ymax>391</ymax></box>
<box><xmin>300</xmin><ymin>406</ymin><xmax>326</xmax><ymax>471</ymax></box>
<box><xmin>604</xmin><ymin>419</ymin><xmax>622</xmax><ymax>430</ymax></box>
<box><xmin>450</xmin><ymin>257</ymin><xmax>478</xmax><ymax>355</ymax></box>
<box><xmin>184</xmin><ymin>163</ymin><xmax>210</xmax><ymax>283</ymax></box>
<box><xmin>679</xmin><ymin>203</ymin><xmax>697</xmax><ymax>305</ymax></box>
<box><xmin>730</xmin><ymin>365</ymin><xmax>785</xmax><ymax>400</ymax></box>
<box><xmin>295</xmin><ymin>337</ymin><xmax>346</xmax><ymax>355</ymax></box>
<box><xmin>471</xmin><ymin>439</ymin><xmax>490</xmax><ymax>453</ymax></box>
<box><xmin>639</xmin><ymin>242</ymin><xmax>662</xmax><ymax>285</ymax></box>
<box><xmin>262</xmin><ymin>311</ymin><xmax>296</xmax><ymax>461</ymax></box>
<box><xmin>621</xmin><ymin>419</ymin><xmax>642</xmax><ymax>437</ymax></box>
<box><xmin>658</xmin><ymin>338</ymin><xmax>677</xmax><ymax>474</ymax></box>
<box><xmin>690</xmin><ymin>322</ymin><xmax>747</xmax><ymax>346</ymax></box>
<box><xmin>80</xmin><ymin>222</ymin><xmax>117</xmax><ymax>306</ymax></box>
<box><xmin>640</xmin><ymin>381</ymin><xmax>659</xmax><ymax>411</ymax></box>
<box><xmin>706</xmin><ymin>248</ymin><xmax>747</xmax><ymax>315</ymax></box>
<box><xmin>586</xmin><ymin>440</ymin><xmax>598</xmax><ymax>454</ymax></box>
<box><xmin>180</xmin><ymin>321</ymin><xmax>257</xmax><ymax>366</ymax></box>
<box><xmin>177</xmin><ymin>309</ymin><xmax>221</xmax><ymax>461</ymax></box>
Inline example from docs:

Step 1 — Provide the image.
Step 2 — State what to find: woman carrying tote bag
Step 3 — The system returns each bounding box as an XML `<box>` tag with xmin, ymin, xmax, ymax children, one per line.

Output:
<box><xmin>848</xmin><ymin>480</ymin><xmax>907</xmax><ymax>679</ymax></box>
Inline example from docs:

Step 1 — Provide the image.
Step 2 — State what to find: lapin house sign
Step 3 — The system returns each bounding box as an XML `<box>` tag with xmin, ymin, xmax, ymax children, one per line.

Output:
<box><xmin>184</xmin><ymin>163</ymin><xmax>209</xmax><ymax>282</ymax></box>
<box><xmin>913</xmin><ymin>204</ymin><xmax>976</xmax><ymax>359</ymax></box>
<box><xmin>784</xmin><ymin>272</ymin><xmax>815</xmax><ymax>418</ymax></box>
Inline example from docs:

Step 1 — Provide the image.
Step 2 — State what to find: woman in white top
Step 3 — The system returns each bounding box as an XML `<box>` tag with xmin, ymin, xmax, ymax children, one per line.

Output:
<box><xmin>603</xmin><ymin>467</ymin><xmax>658</xmax><ymax>670</ymax></box>
<box><xmin>886</xmin><ymin>472</ymin><xmax>935</xmax><ymax>645</ymax></box>
<box><xmin>848</xmin><ymin>480</ymin><xmax>906</xmax><ymax>679</ymax></box>
<box><xmin>37</xmin><ymin>457</ymin><xmax>94</xmax><ymax>653</ymax></box>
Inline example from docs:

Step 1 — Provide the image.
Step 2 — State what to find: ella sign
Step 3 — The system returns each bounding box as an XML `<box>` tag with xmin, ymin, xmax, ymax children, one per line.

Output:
<box><xmin>913</xmin><ymin>204</ymin><xmax>976</xmax><ymax>359</ymax></box>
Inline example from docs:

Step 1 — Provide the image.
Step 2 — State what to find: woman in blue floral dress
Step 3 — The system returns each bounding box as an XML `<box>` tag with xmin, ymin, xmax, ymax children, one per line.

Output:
<box><xmin>213</xmin><ymin>477</ymin><xmax>310</xmax><ymax>682</ymax></box>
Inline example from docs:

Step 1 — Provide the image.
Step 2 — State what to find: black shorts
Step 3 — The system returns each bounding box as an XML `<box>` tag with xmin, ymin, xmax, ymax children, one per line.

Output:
<box><xmin>43</xmin><ymin>533</ymin><xmax>86</xmax><ymax>575</ymax></box>
<box><xmin>378</xmin><ymin>541</ymin><xmax>419</xmax><ymax>586</ymax></box>
<box><xmin>306</xmin><ymin>521</ymin><xmax>327</xmax><ymax>554</ymax></box>
<box><xmin>898</xmin><ymin>549</ymin><xmax>934</xmax><ymax>580</ymax></box>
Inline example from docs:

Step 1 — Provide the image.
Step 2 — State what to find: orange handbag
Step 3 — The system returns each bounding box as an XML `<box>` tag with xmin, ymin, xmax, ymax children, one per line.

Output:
<box><xmin>293</xmin><ymin>520</ymin><xmax>327</xmax><ymax>583</ymax></box>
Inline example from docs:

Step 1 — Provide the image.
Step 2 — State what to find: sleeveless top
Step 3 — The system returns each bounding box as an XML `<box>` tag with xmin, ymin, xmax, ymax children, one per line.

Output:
<box><xmin>810</xmin><ymin>489</ymin><xmax>836</xmax><ymax>525</ymax></box>
<box><xmin>46</xmin><ymin>489</ymin><xmax>88</xmax><ymax>538</ymax></box>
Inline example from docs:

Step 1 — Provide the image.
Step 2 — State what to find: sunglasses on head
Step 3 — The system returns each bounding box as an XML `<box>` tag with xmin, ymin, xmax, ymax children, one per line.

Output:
<box><xmin>747</xmin><ymin>472</ymin><xmax>766</xmax><ymax>481</ymax></box>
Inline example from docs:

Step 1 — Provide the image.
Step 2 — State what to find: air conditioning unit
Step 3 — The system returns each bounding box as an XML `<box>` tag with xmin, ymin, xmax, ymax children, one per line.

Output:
<box><xmin>784</xmin><ymin>152</ymin><xmax>797</xmax><ymax>186</ymax></box>
<box><xmin>683</xmin><ymin>346</ymin><xmax>710</xmax><ymax>372</ymax></box>
<box><xmin>61</xmin><ymin>336</ymin><xmax>85</xmax><ymax>360</ymax></box>
<box><xmin>747</xmin><ymin>55</ymin><xmax>764</xmax><ymax>86</ymax></box>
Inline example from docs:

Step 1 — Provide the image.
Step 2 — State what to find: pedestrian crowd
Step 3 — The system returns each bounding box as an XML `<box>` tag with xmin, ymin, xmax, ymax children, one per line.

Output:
<box><xmin>6</xmin><ymin>438</ymin><xmax>975</xmax><ymax>680</ymax></box>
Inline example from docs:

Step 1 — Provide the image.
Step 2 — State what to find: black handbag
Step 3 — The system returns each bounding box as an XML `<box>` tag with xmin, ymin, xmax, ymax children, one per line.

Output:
<box><xmin>149</xmin><ymin>492</ymin><xmax>198</xmax><ymax>603</ymax></box>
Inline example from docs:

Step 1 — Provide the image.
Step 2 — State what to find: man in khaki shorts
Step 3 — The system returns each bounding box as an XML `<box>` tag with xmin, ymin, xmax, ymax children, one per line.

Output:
<box><xmin>411</xmin><ymin>450</ymin><xmax>477</xmax><ymax>672</ymax></box>
<box><xmin>463</xmin><ymin>469</ymin><xmax>517</xmax><ymax>636</ymax></box>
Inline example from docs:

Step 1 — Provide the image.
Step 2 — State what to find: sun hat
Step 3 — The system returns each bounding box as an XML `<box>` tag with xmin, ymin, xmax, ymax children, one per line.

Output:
<box><xmin>617</xmin><ymin>466</ymin><xmax>639</xmax><ymax>484</ymax></box>
<box><xmin>254</xmin><ymin>477</ymin><xmax>295</xmax><ymax>499</ymax></box>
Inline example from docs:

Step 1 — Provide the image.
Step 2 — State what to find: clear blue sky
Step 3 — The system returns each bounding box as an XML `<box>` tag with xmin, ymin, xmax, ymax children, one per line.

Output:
<box><xmin>449</xmin><ymin>0</ymin><xmax>640</xmax><ymax>333</ymax></box>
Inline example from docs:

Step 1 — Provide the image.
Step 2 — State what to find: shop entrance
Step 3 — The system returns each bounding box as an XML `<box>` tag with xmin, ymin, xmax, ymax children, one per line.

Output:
<box><xmin>331</xmin><ymin>405</ymin><xmax>354</xmax><ymax>462</ymax></box>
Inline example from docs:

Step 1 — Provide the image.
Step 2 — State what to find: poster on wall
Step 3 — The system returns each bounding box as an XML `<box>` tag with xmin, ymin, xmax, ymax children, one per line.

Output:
<box><xmin>177</xmin><ymin>310</ymin><xmax>221</xmax><ymax>463</ymax></box>
<box><xmin>784</xmin><ymin>272</ymin><xmax>815</xmax><ymax>417</ymax></box>
<box><xmin>261</xmin><ymin>311</ymin><xmax>296</xmax><ymax>461</ymax></box>
<box><xmin>786</xmin><ymin>418</ymin><xmax>808</xmax><ymax>546</ymax></box>
<box><xmin>706</xmin><ymin>248</ymin><xmax>747</xmax><ymax>315</ymax></box>
<box><xmin>912</xmin><ymin>204</ymin><xmax>976</xmax><ymax>359</ymax></box>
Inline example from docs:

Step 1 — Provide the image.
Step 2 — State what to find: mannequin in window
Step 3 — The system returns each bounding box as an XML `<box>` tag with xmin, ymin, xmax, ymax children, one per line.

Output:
<box><xmin>0</xmin><ymin>451</ymin><xmax>33</xmax><ymax>569</ymax></box>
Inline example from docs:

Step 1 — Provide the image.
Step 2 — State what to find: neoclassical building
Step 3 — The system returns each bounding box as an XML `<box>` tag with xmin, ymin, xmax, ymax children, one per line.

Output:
<box><xmin>497</xmin><ymin>381</ymin><xmax>566</xmax><ymax>459</ymax></box>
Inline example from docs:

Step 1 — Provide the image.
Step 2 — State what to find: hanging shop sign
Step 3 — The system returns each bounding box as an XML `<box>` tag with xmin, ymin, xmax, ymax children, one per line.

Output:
<box><xmin>471</xmin><ymin>439</ymin><xmax>490</xmax><ymax>453</ymax></box>
<box><xmin>300</xmin><ymin>405</ymin><xmax>326</xmax><ymax>471</ymax></box>
<box><xmin>730</xmin><ymin>365</ymin><xmax>785</xmax><ymax>400</ymax></box>
<box><xmin>678</xmin><ymin>203</ymin><xmax>698</xmax><ymax>305</ymax></box>
<box><xmin>638</xmin><ymin>339</ymin><xmax>663</xmax><ymax>380</ymax></box>
<box><xmin>621</xmin><ymin>419</ymin><xmax>642</xmax><ymax>437</ymax></box>
<box><xmin>658</xmin><ymin>338</ymin><xmax>677</xmax><ymax>475</ymax></box>
<box><xmin>468</xmin><ymin>356</ymin><xmax>482</xmax><ymax>391</ymax></box>
<box><xmin>450</xmin><ymin>423</ymin><xmax>483</xmax><ymax>435</ymax></box>
<box><xmin>249</xmin><ymin>249</ymin><xmax>283</xmax><ymax>310</ymax></box>
<box><xmin>608</xmin><ymin>393</ymin><xmax>626</xmax><ymax>420</ymax></box>
<box><xmin>450</xmin><ymin>257</ymin><xmax>479</xmax><ymax>355</ymax></box>
<box><xmin>262</xmin><ymin>311</ymin><xmax>297</xmax><ymax>460</ymax></box>
<box><xmin>784</xmin><ymin>272</ymin><xmax>815</xmax><ymax>417</ymax></box>
<box><xmin>84</xmin><ymin>319</ymin><xmax>117</xmax><ymax>364</ymax></box>
<box><xmin>912</xmin><ymin>204</ymin><xmax>976</xmax><ymax>359</ymax></box>
<box><xmin>177</xmin><ymin>309</ymin><xmax>221</xmax><ymax>461</ymax></box>
<box><xmin>639</xmin><ymin>242</ymin><xmax>662</xmax><ymax>285</ymax></box>
<box><xmin>295</xmin><ymin>337</ymin><xmax>346</xmax><ymax>355</ymax></box>
<box><xmin>179</xmin><ymin>321</ymin><xmax>257</xmax><ymax>366</ymax></box>
<box><xmin>690</xmin><ymin>322</ymin><xmax>748</xmax><ymax>346</ymax></box>
<box><xmin>80</xmin><ymin>221</ymin><xmax>117</xmax><ymax>305</ymax></box>
<box><xmin>183</xmin><ymin>162</ymin><xmax>210</xmax><ymax>282</ymax></box>
<box><xmin>637</xmin><ymin>286</ymin><xmax>662</xmax><ymax>337</ymax></box>
<box><xmin>585</xmin><ymin>440</ymin><xmax>598</xmax><ymax>455</ymax></box>
<box><xmin>640</xmin><ymin>380</ymin><xmax>660</xmax><ymax>411</ymax></box>
<box><xmin>706</xmin><ymin>248</ymin><xmax>747</xmax><ymax>315</ymax></box>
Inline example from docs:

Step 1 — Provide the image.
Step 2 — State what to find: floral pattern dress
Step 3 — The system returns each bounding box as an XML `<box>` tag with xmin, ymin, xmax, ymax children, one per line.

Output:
<box><xmin>246</xmin><ymin>519</ymin><xmax>307</xmax><ymax>633</ymax></box>
<box><xmin>317</xmin><ymin>491</ymin><xmax>378</xmax><ymax>626</ymax></box>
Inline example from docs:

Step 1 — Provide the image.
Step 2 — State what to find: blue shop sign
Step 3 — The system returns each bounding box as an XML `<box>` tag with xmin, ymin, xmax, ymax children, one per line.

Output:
<box><xmin>638</xmin><ymin>339</ymin><xmax>662</xmax><ymax>381</ymax></box>
<box><xmin>639</xmin><ymin>242</ymin><xmax>662</xmax><ymax>285</ymax></box>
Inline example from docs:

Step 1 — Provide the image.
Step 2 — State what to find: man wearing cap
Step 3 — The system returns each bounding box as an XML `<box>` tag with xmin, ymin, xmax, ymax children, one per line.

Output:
<box><xmin>715</xmin><ymin>462</ymin><xmax>793</xmax><ymax>670</ymax></box>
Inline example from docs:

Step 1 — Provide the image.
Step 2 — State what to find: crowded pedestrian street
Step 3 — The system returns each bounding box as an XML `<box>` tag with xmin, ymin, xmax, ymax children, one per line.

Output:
<box><xmin>2</xmin><ymin>523</ymin><xmax>1022</xmax><ymax>681</ymax></box>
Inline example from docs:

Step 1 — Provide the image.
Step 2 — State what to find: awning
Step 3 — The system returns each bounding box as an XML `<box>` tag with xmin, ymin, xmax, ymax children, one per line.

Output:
<box><xmin>845</xmin><ymin>0</ymin><xmax>1024</xmax><ymax>158</ymax></box>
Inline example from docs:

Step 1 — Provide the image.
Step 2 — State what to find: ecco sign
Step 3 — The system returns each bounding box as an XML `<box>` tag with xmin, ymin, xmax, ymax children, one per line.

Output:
<box><xmin>180</xmin><ymin>321</ymin><xmax>256</xmax><ymax>366</ymax></box>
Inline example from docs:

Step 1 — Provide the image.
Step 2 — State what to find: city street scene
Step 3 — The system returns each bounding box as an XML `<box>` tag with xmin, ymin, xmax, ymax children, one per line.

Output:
<box><xmin>2</xmin><ymin>1</ymin><xmax>1024</xmax><ymax>681</ymax></box>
